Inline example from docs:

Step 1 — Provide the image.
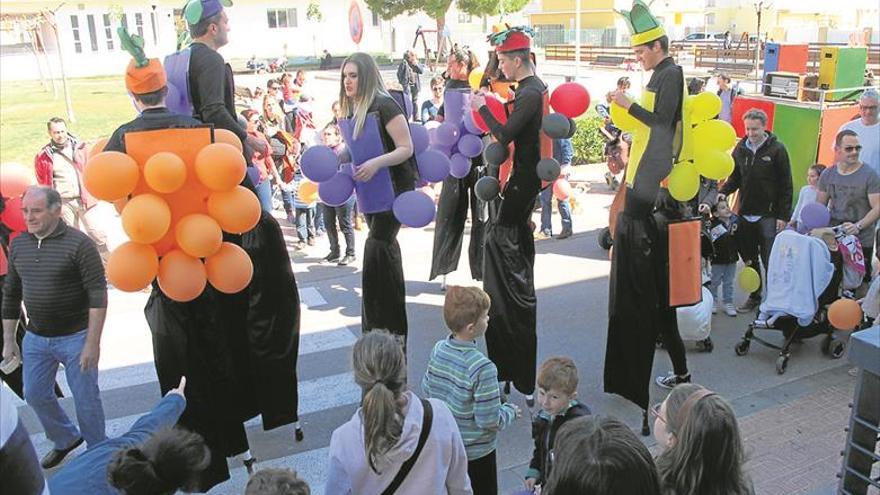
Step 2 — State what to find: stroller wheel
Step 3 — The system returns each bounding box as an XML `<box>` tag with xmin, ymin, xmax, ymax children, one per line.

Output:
<box><xmin>829</xmin><ymin>339</ymin><xmax>846</xmax><ymax>359</ymax></box>
<box><xmin>775</xmin><ymin>355</ymin><xmax>789</xmax><ymax>374</ymax></box>
<box><xmin>821</xmin><ymin>334</ymin><xmax>833</xmax><ymax>355</ymax></box>
<box><xmin>734</xmin><ymin>340</ymin><xmax>750</xmax><ymax>356</ymax></box>
<box><xmin>697</xmin><ymin>337</ymin><xmax>714</xmax><ymax>352</ymax></box>
<box><xmin>598</xmin><ymin>227</ymin><xmax>613</xmax><ymax>250</ymax></box>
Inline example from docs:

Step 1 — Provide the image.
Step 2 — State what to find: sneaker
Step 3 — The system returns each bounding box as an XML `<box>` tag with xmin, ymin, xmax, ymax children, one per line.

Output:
<box><xmin>655</xmin><ymin>372</ymin><xmax>691</xmax><ymax>389</ymax></box>
<box><xmin>41</xmin><ymin>437</ymin><xmax>83</xmax><ymax>469</ymax></box>
<box><xmin>323</xmin><ymin>253</ymin><xmax>340</xmax><ymax>263</ymax></box>
<box><xmin>556</xmin><ymin>230</ymin><xmax>572</xmax><ymax>240</ymax></box>
<box><xmin>724</xmin><ymin>303</ymin><xmax>737</xmax><ymax>317</ymax></box>
<box><xmin>737</xmin><ymin>298</ymin><xmax>760</xmax><ymax>313</ymax></box>
<box><xmin>534</xmin><ymin>231</ymin><xmax>551</xmax><ymax>241</ymax></box>
<box><xmin>337</xmin><ymin>254</ymin><xmax>356</xmax><ymax>266</ymax></box>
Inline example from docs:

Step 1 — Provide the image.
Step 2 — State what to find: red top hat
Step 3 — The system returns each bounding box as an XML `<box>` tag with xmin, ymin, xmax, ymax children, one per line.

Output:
<box><xmin>495</xmin><ymin>31</ymin><xmax>531</xmax><ymax>53</ymax></box>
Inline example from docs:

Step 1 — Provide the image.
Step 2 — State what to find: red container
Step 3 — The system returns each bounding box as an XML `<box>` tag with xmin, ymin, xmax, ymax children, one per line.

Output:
<box><xmin>777</xmin><ymin>44</ymin><xmax>809</xmax><ymax>74</ymax></box>
<box><xmin>731</xmin><ymin>96</ymin><xmax>776</xmax><ymax>137</ymax></box>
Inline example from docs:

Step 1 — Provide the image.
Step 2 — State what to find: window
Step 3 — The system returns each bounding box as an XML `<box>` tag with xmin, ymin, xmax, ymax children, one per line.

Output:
<box><xmin>371</xmin><ymin>9</ymin><xmax>379</xmax><ymax>26</ymax></box>
<box><xmin>103</xmin><ymin>14</ymin><xmax>114</xmax><ymax>50</ymax></box>
<box><xmin>120</xmin><ymin>13</ymin><xmax>128</xmax><ymax>31</ymax></box>
<box><xmin>706</xmin><ymin>0</ymin><xmax>715</xmax><ymax>6</ymax></box>
<box><xmin>86</xmin><ymin>14</ymin><xmax>98</xmax><ymax>51</ymax></box>
<box><xmin>267</xmin><ymin>8</ymin><xmax>297</xmax><ymax>28</ymax></box>
<box><xmin>70</xmin><ymin>15</ymin><xmax>82</xmax><ymax>53</ymax></box>
<box><xmin>458</xmin><ymin>12</ymin><xmax>473</xmax><ymax>23</ymax></box>
<box><xmin>135</xmin><ymin>12</ymin><xmax>144</xmax><ymax>38</ymax></box>
<box><xmin>705</xmin><ymin>13</ymin><xmax>715</xmax><ymax>26</ymax></box>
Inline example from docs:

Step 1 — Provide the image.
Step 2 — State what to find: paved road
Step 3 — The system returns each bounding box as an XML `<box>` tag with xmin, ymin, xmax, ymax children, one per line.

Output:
<box><xmin>12</xmin><ymin>164</ymin><xmax>854</xmax><ymax>494</ymax></box>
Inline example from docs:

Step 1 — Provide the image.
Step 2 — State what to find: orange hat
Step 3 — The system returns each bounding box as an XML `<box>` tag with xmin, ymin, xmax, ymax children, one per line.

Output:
<box><xmin>126</xmin><ymin>58</ymin><xmax>167</xmax><ymax>95</ymax></box>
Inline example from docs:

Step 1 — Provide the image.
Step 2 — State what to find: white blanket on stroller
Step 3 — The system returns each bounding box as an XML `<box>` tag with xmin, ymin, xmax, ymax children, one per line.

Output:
<box><xmin>759</xmin><ymin>230</ymin><xmax>835</xmax><ymax>326</ymax></box>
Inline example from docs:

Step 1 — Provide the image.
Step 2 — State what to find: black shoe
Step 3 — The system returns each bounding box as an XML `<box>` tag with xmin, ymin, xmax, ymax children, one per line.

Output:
<box><xmin>525</xmin><ymin>395</ymin><xmax>535</xmax><ymax>408</ymax></box>
<box><xmin>655</xmin><ymin>372</ymin><xmax>691</xmax><ymax>390</ymax></box>
<box><xmin>41</xmin><ymin>437</ymin><xmax>83</xmax><ymax>469</ymax></box>
<box><xmin>243</xmin><ymin>457</ymin><xmax>257</xmax><ymax>475</ymax></box>
<box><xmin>338</xmin><ymin>254</ymin><xmax>356</xmax><ymax>266</ymax></box>
<box><xmin>323</xmin><ymin>252</ymin><xmax>340</xmax><ymax>263</ymax></box>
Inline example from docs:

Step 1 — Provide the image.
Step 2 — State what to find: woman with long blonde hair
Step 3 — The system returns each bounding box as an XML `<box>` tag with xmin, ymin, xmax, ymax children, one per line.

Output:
<box><xmin>337</xmin><ymin>52</ymin><xmax>416</xmax><ymax>342</ymax></box>
<box><xmin>325</xmin><ymin>331</ymin><xmax>471</xmax><ymax>494</ymax></box>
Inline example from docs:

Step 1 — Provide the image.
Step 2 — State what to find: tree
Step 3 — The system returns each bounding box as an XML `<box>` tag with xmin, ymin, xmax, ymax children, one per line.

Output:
<box><xmin>306</xmin><ymin>2</ymin><xmax>323</xmax><ymax>56</ymax></box>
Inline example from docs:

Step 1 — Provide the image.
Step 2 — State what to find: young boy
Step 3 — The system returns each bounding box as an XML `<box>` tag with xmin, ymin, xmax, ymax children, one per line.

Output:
<box><xmin>422</xmin><ymin>286</ymin><xmax>521</xmax><ymax>495</ymax></box>
<box><xmin>709</xmin><ymin>199</ymin><xmax>740</xmax><ymax>317</ymax></box>
<box><xmin>524</xmin><ymin>357</ymin><xmax>591</xmax><ymax>492</ymax></box>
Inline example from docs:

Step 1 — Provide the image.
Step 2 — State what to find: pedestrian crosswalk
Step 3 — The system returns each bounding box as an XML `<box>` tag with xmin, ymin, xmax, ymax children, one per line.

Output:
<box><xmin>18</xmin><ymin>285</ymin><xmax>362</xmax><ymax>494</ymax></box>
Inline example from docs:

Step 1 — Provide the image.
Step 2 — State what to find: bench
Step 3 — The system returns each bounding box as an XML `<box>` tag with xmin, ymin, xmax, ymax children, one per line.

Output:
<box><xmin>592</xmin><ymin>55</ymin><xmax>625</xmax><ymax>67</ymax></box>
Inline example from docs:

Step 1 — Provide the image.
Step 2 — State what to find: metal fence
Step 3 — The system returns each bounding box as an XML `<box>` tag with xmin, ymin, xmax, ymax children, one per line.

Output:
<box><xmin>532</xmin><ymin>27</ymin><xmax>618</xmax><ymax>48</ymax></box>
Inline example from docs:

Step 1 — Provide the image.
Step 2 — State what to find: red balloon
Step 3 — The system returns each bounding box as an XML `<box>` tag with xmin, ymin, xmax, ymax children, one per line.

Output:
<box><xmin>553</xmin><ymin>179</ymin><xmax>573</xmax><ymax>201</ymax></box>
<box><xmin>0</xmin><ymin>197</ymin><xmax>26</xmax><ymax>231</ymax></box>
<box><xmin>471</xmin><ymin>95</ymin><xmax>507</xmax><ymax>133</ymax></box>
<box><xmin>550</xmin><ymin>82</ymin><xmax>591</xmax><ymax>119</ymax></box>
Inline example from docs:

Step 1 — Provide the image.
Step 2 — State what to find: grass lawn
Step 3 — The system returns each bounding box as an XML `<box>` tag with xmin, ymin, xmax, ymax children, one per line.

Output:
<box><xmin>0</xmin><ymin>76</ymin><xmax>136</xmax><ymax>165</ymax></box>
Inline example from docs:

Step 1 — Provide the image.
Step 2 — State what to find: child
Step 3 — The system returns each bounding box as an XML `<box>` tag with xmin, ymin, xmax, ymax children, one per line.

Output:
<box><xmin>709</xmin><ymin>199</ymin><xmax>739</xmax><ymax>316</ymax></box>
<box><xmin>422</xmin><ymin>286</ymin><xmax>521</xmax><ymax>494</ymax></box>
<box><xmin>319</xmin><ymin>123</ymin><xmax>356</xmax><ymax>265</ymax></box>
<box><xmin>245</xmin><ymin>468</ymin><xmax>310</xmax><ymax>495</ymax></box>
<box><xmin>292</xmin><ymin>170</ymin><xmax>316</xmax><ymax>248</ymax></box>
<box><xmin>524</xmin><ymin>357</ymin><xmax>591</xmax><ymax>493</ymax></box>
<box><xmin>790</xmin><ymin>164</ymin><xmax>827</xmax><ymax>231</ymax></box>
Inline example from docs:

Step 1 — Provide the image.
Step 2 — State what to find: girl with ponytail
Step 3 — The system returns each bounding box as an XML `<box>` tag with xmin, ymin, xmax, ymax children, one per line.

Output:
<box><xmin>325</xmin><ymin>330</ymin><xmax>472</xmax><ymax>494</ymax></box>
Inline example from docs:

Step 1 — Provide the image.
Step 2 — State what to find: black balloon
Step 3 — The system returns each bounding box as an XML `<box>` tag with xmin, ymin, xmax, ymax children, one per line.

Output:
<box><xmin>474</xmin><ymin>176</ymin><xmax>501</xmax><ymax>201</ymax></box>
<box><xmin>565</xmin><ymin>117</ymin><xmax>578</xmax><ymax>138</ymax></box>
<box><xmin>542</xmin><ymin>113</ymin><xmax>571</xmax><ymax>139</ymax></box>
<box><xmin>483</xmin><ymin>142</ymin><xmax>509</xmax><ymax>166</ymax></box>
<box><xmin>537</xmin><ymin>157</ymin><xmax>561</xmax><ymax>181</ymax></box>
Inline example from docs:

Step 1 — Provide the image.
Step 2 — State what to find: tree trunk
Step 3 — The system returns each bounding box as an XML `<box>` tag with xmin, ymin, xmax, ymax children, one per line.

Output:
<box><xmin>435</xmin><ymin>16</ymin><xmax>446</xmax><ymax>69</ymax></box>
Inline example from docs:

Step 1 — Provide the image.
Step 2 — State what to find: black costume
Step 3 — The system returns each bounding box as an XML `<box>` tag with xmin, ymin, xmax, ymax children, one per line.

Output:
<box><xmin>604</xmin><ymin>56</ymin><xmax>685</xmax><ymax>412</ymax></box>
<box><xmin>189</xmin><ymin>42</ymin><xmax>248</xmax><ymax>143</ymax></box>
<box><xmin>479</xmin><ymin>75</ymin><xmax>547</xmax><ymax>395</ymax></box>
<box><xmin>105</xmin><ymin>108</ymin><xmax>302</xmax><ymax>491</ymax></box>
<box><xmin>351</xmin><ymin>94</ymin><xmax>416</xmax><ymax>338</ymax></box>
<box><xmin>430</xmin><ymin>79</ymin><xmax>487</xmax><ymax>281</ymax></box>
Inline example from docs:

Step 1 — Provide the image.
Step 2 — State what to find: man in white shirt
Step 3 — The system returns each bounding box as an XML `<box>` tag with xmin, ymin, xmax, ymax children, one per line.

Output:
<box><xmin>839</xmin><ymin>89</ymin><xmax>879</xmax><ymax>177</ymax></box>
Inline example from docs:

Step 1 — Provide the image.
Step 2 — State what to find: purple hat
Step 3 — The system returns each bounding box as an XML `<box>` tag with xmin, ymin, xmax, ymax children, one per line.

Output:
<box><xmin>184</xmin><ymin>0</ymin><xmax>232</xmax><ymax>24</ymax></box>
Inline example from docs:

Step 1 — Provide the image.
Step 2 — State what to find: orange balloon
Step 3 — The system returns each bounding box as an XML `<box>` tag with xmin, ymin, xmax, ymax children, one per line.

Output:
<box><xmin>0</xmin><ymin>163</ymin><xmax>35</xmax><ymax>199</ymax></box>
<box><xmin>207</xmin><ymin>186</ymin><xmax>261</xmax><ymax>234</ymax></box>
<box><xmin>152</xmin><ymin>228</ymin><xmax>178</xmax><ymax>257</ymax></box>
<box><xmin>205</xmin><ymin>242</ymin><xmax>253</xmax><ymax>294</ymax></box>
<box><xmin>195</xmin><ymin>143</ymin><xmax>246</xmax><ymax>191</ymax></box>
<box><xmin>106</xmin><ymin>242</ymin><xmax>158</xmax><ymax>291</ymax></box>
<box><xmin>297</xmin><ymin>180</ymin><xmax>319</xmax><ymax>204</ymax></box>
<box><xmin>157</xmin><ymin>249</ymin><xmax>207</xmax><ymax>302</ymax></box>
<box><xmin>214</xmin><ymin>128</ymin><xmax>244</xmax><ymax>153</ymax></box>
<box><xmin>121</xmin><ymin>194</ymin><xmax>171</xmax><ymax>244</ymax></box>
<box><xmin>144</xmin><ymin>152</ymin><xmax>187</xmax><ymax>193</ymax></box>
<box><xmin>83</xmin><ymin>151</ymin><xmax>140</xmax><ymax>201</ymax></box>
<box><xmin>175</xmin><ymin>213</ymin><xmax>223</xmax><ymax>258</ymax></box>
<box><xmin>89</xmin><ymin>137</ymin><xmax>109</xmax><ymax>156</ymax></box>
<box><xmin>112</xmin><ymin>197</ymin><xmax>129</xmax><ymax>215</ymax></box>
<box><xmin>827</xmin><ymin>299</ymin><xmax>863</xmax><ymax>330</ymax></box>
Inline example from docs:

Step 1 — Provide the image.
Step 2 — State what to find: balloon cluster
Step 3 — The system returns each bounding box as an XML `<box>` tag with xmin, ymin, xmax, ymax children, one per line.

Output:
<box><xmin>612</xmin><ymin>92</ymin><xmax>736</xmax><ymax>202</ymax></box>
<box><xmin>84</xmin><ymin>129</ymin><xmax>258</xmax><ymax>301</ymax></box>
<box><xmin>0</xmin><ymin>163</ymin><xmax>35</xmax><ymax>237</ymax></box>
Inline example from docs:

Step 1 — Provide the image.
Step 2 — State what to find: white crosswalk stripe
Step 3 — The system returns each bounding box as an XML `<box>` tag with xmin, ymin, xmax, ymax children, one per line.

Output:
<box><xmin>20</xmin><ymin>286</ymin><xmax>361</xmax><ymax>493</ymax></box>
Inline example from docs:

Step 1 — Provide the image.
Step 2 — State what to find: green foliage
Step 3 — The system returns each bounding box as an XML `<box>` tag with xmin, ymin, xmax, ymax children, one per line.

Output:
<box><xmin>570</xmin><ymin>115</ymin><xmax>607</xmax><ymax>165</ymax></box>
<box><xmin>364</xmin><ymin>0</ymin><xmax>421</xmax><ymax>20</ymax></box>
<box><xmin>458</xmin><ymin>0</ymin><xmax>530</xmax><ymax>16</ymax></box>
<box><xmin>365</xmin><ymin>0</ymin><xmax>529</xmax><ymax>21</ymax></box>
<box><xmin>306</xmin><ymin>2</ymin><xmax>323</xmax><ymax>22</ymax></box>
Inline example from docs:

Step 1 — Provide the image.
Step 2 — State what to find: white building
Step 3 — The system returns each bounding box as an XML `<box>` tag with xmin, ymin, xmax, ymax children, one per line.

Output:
<box><xmin>0</xmin><ymin>0</ymin><xmax>526</xmax><ymax>82</ymax></box>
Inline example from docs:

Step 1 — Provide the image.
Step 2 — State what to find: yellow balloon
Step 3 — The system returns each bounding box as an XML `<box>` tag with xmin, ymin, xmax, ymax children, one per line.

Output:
<box><xmin>738</xmin><ymin>266</ymin><xmax>761</xmax><ymax>293</ymax></box>
<box><xmin>689</xmin><ymin>92</ymin><xmax>723</xmax><ymax>123</ymax></box>
<box><xmin>468</xmin><ymin>69</ymin><xmax>485</xmax><ymax>91</ymax></box>
<box><xmin>695</xmin><ymin>148</ymin><xmax>735</xmax><ymax>180</ymax></box>
<box><xmin>668</xmin><ymin>161</ymin><xmax>700</xmax><ymax>201</ymax></box>
<box><xmin>610</xmin><ymin>101</ymin><xmax>640</xmax><ymax>132</ymax></box>
<box><xmin>693</xmin><ymin>120</ymin><xmax>737</xmax><ymax>151</ymax></box>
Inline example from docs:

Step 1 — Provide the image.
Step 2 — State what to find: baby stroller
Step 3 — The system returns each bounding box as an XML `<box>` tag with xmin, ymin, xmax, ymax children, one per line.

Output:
<box><xmin>734</xmin><ymin>229</ymin><xmax>849</xmax><ymax>374</ymax></box>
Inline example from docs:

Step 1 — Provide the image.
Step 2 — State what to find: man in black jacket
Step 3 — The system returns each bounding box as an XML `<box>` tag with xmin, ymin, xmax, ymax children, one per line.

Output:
<box><xmin>397</xmin><ymin>50</ymin><xmax>423</xmax><ymax>121</ymax></box>
<box><xmin>719</xmin><ymin>108</ymin><xmax>793</xmax><ymax>311</ymax></box>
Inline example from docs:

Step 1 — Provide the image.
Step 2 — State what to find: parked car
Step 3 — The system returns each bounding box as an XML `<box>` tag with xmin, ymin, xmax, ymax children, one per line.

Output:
<box><xmin>680</xmin><ymin>32</ymin><xmax>726</xmax><ymax>42</ymax></box>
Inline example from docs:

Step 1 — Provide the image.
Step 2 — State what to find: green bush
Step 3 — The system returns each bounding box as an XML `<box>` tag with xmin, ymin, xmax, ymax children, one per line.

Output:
<box><xmin>571</xmin><ymin>115</ymin><xmax>607</xmax><ymax>165</ymax></box>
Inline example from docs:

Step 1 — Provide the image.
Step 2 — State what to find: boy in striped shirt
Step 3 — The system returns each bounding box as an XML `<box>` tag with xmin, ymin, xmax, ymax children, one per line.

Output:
<box><xmin>422</xmin><ymin>286</ymin><xmax>521</xmax><ymax>494</ymax></box>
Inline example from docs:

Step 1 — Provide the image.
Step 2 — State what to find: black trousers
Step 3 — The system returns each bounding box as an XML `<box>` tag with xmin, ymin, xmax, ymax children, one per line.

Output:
<box><xmin>361</xmin><ymin>211</ymin><xmax>407</xmax><ymax>337</ymax></box>
<box><xmin>321</xmin><ymin>200</ymin><xmax>355</xmax><ymax>257</ymax></box>
<box><xmin>736</xmin><ymin>216</ymin><xmax>777</xmax><ymax>299</ymax></box>
<box><xmin>467</xmin><ymin>450</ymin><xmax>498</xmax><ymax>495</ymax></box>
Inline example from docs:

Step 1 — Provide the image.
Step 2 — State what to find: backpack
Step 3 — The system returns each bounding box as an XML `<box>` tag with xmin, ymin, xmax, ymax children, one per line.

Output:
<box><xmin>164</xmin><ymin>48</ymin><xmax>194</xmax><ymax>117</ymax></box>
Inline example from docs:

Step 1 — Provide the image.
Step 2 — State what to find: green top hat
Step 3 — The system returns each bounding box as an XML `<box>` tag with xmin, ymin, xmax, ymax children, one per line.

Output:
<box><xmin>617</xmin><ymin>0</ymin><xmax>666</xmax><ymax>47</ymax></box>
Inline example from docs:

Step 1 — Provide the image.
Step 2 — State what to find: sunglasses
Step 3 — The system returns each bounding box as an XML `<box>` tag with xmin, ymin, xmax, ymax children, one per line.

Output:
<box><xmin>650</xmin><ymin>402</ymin><xmax>665</xmax><ymax>424</ymax></box>
<box><xmin>843</xmin><ymin>145</ymin><xmax>863</xmax><ymax>152</ymax></box>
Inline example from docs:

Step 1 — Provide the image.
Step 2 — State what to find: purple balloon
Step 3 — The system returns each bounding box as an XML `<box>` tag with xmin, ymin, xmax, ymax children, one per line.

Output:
<box><xmin>449</xmin><ymin>153</ymin><xmax>471</xmax><ymax>179</ymax></box>
<box><xmin>300</xmin><ymin>145</ymin><xmax>338</xmax><ymax>183</ymax></box>
<box><xmin>393</xmin><ymin>190</ymin><xmax>436</xmax><ymax>228</ymax></box>
<box><xmin>429</xmin><ymin>144</ymin><xmax>452</xmax><ymax>158</ymax></box>
<box><xmin>318</xmin><ymin>171</ymin><xmax>355</xmax><ymax>206</ymax></box>
<box><xmin>463</xmin><ymin>112</ymin><xmax>483</xmax><ymax>135</ymax></box>
<box><xmin>417</xmin><ymin>149</ymin><xmax>451</xmax><ymax>182</ymax></box>
<box><xmin>457</xmin><ymin>134</ymin><xmax>483</xmax><ymax>158</ymax></box>
<box><xmin>801</xmin><ymin>202</ymin><xmax>831</xmax><ymax>230</ymax></box>
<box><xmin>409</xmin><ymin>123</ymin><xmax>429</xmax><ymax>155</ymax></box>
<box><xmin>435</xmin><ymin>122</ymin><xmax>460</xmax><ymax>147</ymax></box>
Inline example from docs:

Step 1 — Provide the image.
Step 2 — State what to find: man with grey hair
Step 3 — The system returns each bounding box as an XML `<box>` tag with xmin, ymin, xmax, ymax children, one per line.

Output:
<box><xmin>397</xmin><ymin>49</ymin><xmax>423</xmax><ymax>121</ymax></box>
<box><xmin>719</xmin><ymin>108</ymin><xmax>793</xmax><ymax>312</ymax></box>
<box><xmin>838</xmin><ymin>89</ymin><xmax>879</xmax><ymax>178</ymax></box>
<box><xmin>2</xmin><ymin>185</ymin><xmax>107</xmax><ymax>469</ymax></box>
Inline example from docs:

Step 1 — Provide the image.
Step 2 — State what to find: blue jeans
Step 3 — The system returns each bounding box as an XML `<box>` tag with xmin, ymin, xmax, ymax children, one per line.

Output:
<box><xmin>295</xmin><ymin>207</ymin><xmax>316</xmax><ymax>242</ymax></box>
<box><xmin>539</xmin><ymin>187</ymin><xmax>572</xmax><ymax>235</ymax></box>
<box><xmin>710</xmin><ymin>263</ymin><xmax>736</xmax><ymax>304</ymax></box>
<box><xmin>22</xmin><ymin>329</ymin><xmax>106</xmax><ymax>449</ymax></box>
<box><xmin>255</xmin><ymin>180</ymin><xmax>273</xmax><ymax>213</ymax></box>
